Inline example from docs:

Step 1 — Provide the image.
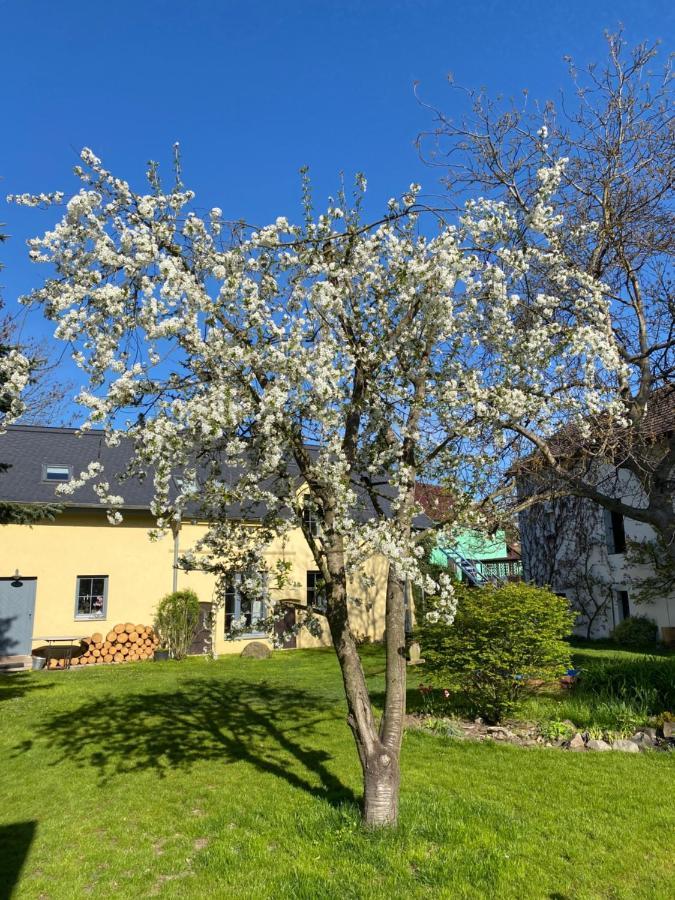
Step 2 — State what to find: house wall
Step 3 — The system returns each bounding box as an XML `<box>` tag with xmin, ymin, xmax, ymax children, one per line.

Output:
<box><xmin>0</xmin><ymin>508</ymin><xmax>391</xmax><ymax>656</ymax></box>
<box><xmin>453</xmin><ymin>529</ymin><xmax>509</xmax><ymax>560</ymax></box>
<box><xmin>519</xmin><ymin>466</ymin><xmax>675</xmax><ymax>640</ymax></box>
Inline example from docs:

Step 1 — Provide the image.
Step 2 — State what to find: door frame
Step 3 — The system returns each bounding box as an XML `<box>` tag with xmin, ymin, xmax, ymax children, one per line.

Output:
<box><xmin>0</xmin><ymin>576</ymin><xmax>37</xmax><ymax>656</ymax></box>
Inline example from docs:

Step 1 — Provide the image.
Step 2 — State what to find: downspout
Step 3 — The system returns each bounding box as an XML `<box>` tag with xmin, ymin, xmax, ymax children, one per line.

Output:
<box><xmin>404</xmin><ymin>576</ymin><xmax>412</xmax><ymax>636</ymax></box>
<box><xmin>171</xmin><ymin>521</ymin><xmax>180</xmax><ymax>593</ymax></box>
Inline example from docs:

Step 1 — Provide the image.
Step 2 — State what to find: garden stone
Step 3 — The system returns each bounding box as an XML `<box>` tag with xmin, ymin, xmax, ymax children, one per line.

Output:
<box><xmin>568</xmin><ymin>733</ymin><xmax>586</xmax><ymax>751</ymax></box>
<box><xmin>630</xmin><ymin>732</ymin><xmax>654</xmax><ymax>748</ymax></box>
<box><xmin>240</xmin><ymin>641</ymin><xmax>272</xmax><ymax>659</ymax></box>
<box><xmin>611</xmin><ymin>739</ymin><xmax>640</xmax><ymax>753</ymax></box>
<box><xmin>587</xmin><ymin>739</ymin><xmax>611</xmax><ymax>752</ymax></box>
<box><xmin>642</xmin><ymin>727</ymin><xmax>657</xmax><ymax>741</ymax></box>
<box><xmin>662</xmin><ymin>721</ymin><xmax>674</xmax><ymax>739</ymax></box>
<box><xmin>485</xmin><ymin>726</ymin><xmax>516</xmax><ymax>741</ymax></box>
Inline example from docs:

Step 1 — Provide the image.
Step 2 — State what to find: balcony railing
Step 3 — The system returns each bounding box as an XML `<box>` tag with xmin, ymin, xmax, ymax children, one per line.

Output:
<box><xmin>473</xmin><ymin>558</ymin><xmax>523</xmax><ymax>581</ymax></box>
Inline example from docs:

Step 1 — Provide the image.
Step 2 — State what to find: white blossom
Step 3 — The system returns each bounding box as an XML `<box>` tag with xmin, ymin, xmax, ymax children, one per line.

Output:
<box><xmin>16</xmin><ymin>148</ymin><xmax>627</xmax><ymax>639</ymax></box>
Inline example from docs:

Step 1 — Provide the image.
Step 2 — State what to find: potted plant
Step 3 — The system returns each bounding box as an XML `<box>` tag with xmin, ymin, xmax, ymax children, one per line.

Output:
<box><xmin>153</xmin><ymin>647</ymin><xmax>170</xmax><ymax>662</ymax></box>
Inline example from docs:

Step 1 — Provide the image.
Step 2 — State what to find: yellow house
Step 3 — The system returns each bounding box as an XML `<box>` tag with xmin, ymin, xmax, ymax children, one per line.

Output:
<box><xmin>0</xmin><ymin>425</ymin><xmax>392</xmax><ymax>660</ymax></box>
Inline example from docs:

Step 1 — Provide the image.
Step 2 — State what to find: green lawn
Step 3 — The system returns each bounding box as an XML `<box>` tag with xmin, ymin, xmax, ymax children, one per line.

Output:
<box><xmin>2</xmin><ymin>646</ymin><xmax>674</xmax><ymax>899</ymax></box>
<box><xmin>517</xmin><ymin>641</ymin><xmax>674</xmax><ymax>734</ymax></box>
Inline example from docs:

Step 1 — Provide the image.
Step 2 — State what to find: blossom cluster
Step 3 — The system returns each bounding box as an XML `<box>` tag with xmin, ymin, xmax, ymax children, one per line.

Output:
<box><xmin>0</xmin><ymin>348</ymin><xmax>31</xmax><ymax>429</ymax></box>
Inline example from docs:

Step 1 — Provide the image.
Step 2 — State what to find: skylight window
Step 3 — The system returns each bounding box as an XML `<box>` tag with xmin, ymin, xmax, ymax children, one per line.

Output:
<box><xmin>42</xmin><ymin>464</ymin><xmax>72</xmax><ymax>482</ymax></box>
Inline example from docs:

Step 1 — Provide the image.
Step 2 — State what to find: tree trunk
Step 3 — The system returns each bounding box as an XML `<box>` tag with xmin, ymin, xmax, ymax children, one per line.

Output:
<box><xmin>361</xmin><ymin>569</ymin><xmax>407</xmax><ymax>827</ymax></box>
<box><xmin>363</xmin><ymin>746</ymin><xmax>401</xmax><ymax>827</ymax></box>
<box><xmin>657</xmin><ymin>520</ymin><xmax>675</xmax><ymax>567</ymax></box>
<box><xmin>323</xmin><ymin>547</ymin><xmax>406</xmax><ymax>828</ymax></box>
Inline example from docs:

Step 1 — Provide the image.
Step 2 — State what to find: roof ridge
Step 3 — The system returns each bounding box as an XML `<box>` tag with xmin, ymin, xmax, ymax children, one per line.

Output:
<box><xmin>6</xmin><ymin>424</ymin><xmax>106</xmax><ymax>436</ymax></box>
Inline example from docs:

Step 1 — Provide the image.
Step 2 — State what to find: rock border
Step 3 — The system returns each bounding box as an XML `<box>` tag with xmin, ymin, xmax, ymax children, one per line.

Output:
<box><xmin>406</xmin><ymin>715</ymin><xmax>674</xmax><ymax>753</ymax></box>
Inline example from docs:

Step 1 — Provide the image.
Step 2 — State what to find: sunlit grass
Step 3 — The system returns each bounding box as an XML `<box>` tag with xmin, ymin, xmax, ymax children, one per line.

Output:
<box><xmin>2</xmin><ymin>646</ymin><xmax>674</xmax><ymax>898</ymax></box>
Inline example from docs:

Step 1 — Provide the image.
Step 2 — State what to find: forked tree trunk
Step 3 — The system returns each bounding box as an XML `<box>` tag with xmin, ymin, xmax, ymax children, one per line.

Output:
<box><xmin>325</xmin><ymin>545</ymin><xmax>407</xmax><ymax>828</ymax></box>
<box><xmin>366</xmin><ymin>565</ymin><xmax>407</xmax><ymax>827</ymax></box>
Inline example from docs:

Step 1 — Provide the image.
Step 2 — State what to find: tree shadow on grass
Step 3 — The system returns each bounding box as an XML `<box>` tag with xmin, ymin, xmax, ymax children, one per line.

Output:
<box><xmin>25</xmin><ymin>677</ymin><xmax>357</xmax><ymax>808</ymax></box>
<box><xmin>0</xmin><ymin>821</ymin><xmax>36</xmax><ymax>900</ymax></box>
<box><xmin>0</xmin><ymin>672</ymin><xmax>54</xmax><ymax>705</ymax></box>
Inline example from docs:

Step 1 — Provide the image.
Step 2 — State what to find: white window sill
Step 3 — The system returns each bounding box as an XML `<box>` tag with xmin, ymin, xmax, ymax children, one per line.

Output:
<box><xmin>225</xmin><ymin>632</ymin><xmax>267</xmax><ymax>640</ymax></box>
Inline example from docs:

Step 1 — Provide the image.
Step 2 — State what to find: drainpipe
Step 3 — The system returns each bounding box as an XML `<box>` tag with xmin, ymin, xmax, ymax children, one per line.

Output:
<box><xmin>404</xmin><ymin>576</ymin><xmax>412</xmax><ymax>636</ymax></box>
<box><xmin>171</xmin><ymin>521</ymin><xmax>180</xmax><ymax>593</ymax></box>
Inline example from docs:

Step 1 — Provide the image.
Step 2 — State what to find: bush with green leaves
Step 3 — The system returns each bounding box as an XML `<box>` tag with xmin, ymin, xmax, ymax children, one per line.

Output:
<box><xmin>418</xmin><ymin>582</ymin><xmax>575</xmax><ymax>723</ymax></box>
<box><xmin>154</xmin><ymin>589</ymin><xmax>201</xmax><ymax>660</ymax></box>
<box><xmin>610</xmin><ymin>615</ymin><xmax>659</xmax><ymax>651</ymax></box>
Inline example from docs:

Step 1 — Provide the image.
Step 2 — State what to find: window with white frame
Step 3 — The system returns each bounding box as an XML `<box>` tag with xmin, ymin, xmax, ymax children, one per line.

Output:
<box><xmin>224</xmin><ymin>573</ymin><xmax>266</xmax><ymax>637</ymax></box>
<box><xmin>302</xmin><ymin>499</ymin><xmax>320</xmax><ymax>537</ymax></box>
<box><xmin>306</xmin><ymin>570</ymin><xmax>326</xmax><ymax>612</ymax></box>
<box><xmin>42</xmin><ymin>464</ymin><xmax>71</xmax><ymax>483</ymax></box>
<box><xmin>75</xmin><ymin>576</ymin><xmax>108</xmax><ymax>619</ymax></box>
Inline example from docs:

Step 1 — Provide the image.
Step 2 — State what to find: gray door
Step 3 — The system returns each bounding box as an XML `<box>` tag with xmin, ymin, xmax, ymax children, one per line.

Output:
<box><xmin>0</xmin><ymin>577</ymin><xmax>37</xmax><ymax>656</ymax></box>
<box><xmin>189</xmin><ymin>602</ymin><xmax>213</xmax><ymax>656</ymax></box>
<box><xmin>274</xmin><ymin>605</ymin><xmax>297</xmax><ymax>650</ymax></box>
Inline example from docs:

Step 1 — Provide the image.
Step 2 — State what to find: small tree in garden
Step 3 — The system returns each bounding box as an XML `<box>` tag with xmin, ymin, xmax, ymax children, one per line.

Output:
<box><xmin>154</xmin><ymin>589</ymin><xmax>201</xmax><ymax>660</ymax></box>
<box><xmin>16</xmin><ymin>148</ymin><xmax>623</xmax><ymax>826</ymax></box>
<box><xmin>420</xmin><ymin>583</ymin><xmax>576</xmax><ymax>723</ymax></box>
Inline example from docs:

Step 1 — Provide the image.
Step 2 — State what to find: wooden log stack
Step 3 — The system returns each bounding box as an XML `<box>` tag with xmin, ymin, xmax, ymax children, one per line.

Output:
<box><xmin>49</xmin><ymin>623</ymin><xmax>160</xmax><ymax>669</ymax></box>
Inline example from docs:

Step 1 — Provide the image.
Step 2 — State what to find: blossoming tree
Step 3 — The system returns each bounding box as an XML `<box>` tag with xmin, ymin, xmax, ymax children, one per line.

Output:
<box><xmin>16</xmin><ymin>148</ymin><xmax>623</xmax><ymax>826</ymax></box>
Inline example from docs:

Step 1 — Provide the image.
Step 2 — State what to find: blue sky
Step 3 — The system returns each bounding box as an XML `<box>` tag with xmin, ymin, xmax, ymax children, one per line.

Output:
<box><xmin>0</xmin><ymin>0</ymin><xmax>672</xmax><ymax>415</ymax></box>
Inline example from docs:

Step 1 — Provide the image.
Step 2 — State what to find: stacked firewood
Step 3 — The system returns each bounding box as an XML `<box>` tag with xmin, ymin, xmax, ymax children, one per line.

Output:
<box><xmin>51</xmin><ymin>623</ymin><xmax>160</xmax><ymax>668</ymax></box>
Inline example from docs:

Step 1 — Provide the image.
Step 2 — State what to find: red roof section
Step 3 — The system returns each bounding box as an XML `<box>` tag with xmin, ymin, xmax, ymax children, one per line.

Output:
<box><xmin>414</xmin><ymin>483</ymin><xmax>455</xmax><ymax>523</ymax></box>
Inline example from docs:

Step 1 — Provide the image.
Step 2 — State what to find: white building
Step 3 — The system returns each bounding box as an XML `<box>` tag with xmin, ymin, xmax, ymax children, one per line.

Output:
<box><xmin>518</xmin><ymin>466</ymin><xmax>675</xmax><ymax>643</ymax></box>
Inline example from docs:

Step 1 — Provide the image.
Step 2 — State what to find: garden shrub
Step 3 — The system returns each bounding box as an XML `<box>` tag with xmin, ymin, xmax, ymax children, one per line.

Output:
<box><xmin>418</xmin><ymin>582</ymin><xmax>575</xmax><ymax>723</ymax></box>
<box><xmin>609</xmin><ymin>615</ymin><xmax>659</xmax><ymax>651</ymax></box>
<box><xmin>154</xmin><ymin>589</ymin><xmax>201</xmax><ymax>660</ymax></box>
